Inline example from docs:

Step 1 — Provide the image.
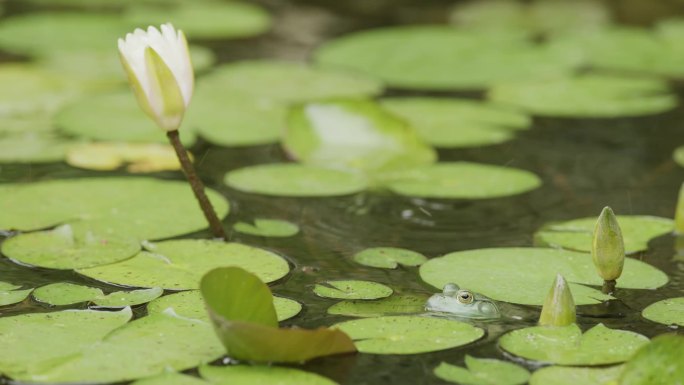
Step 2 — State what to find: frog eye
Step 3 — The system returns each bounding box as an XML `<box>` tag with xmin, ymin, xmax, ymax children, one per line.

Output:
<box><xmin>456</xmin><ymin>290</ymin><xmax>474</xmax><ymax>304</ymax></box>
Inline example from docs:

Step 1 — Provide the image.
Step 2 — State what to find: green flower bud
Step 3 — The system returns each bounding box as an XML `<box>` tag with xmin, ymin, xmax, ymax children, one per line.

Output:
<box><xmin>539</xmin><ymin>274</ymin><xmax>576</xmax><ymax>327</ymax></box>
<box><xmin>675</xmin><ymin>183</ymin><xmax>684</xmax><ymax>234</ymax></box>
<box><xmin>592</xmin><ymin>207</ymin><xmax>625</xmax><ymax>281</ymax></box>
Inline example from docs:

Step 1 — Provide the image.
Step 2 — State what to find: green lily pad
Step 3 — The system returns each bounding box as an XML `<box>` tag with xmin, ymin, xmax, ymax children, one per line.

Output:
<box><xmin>78</xmin><ymin>240</ymin><xmax>290</xmax><ymax>290</ymax></box>
<box><xmin>529</xmin><ymin>365</ymin><xmax>623</xmax><ymax>385</ymax></box>
<box><xmin>0</xmin><ymin>64</ymin><xmax>74</xmax><ymax>116</ymax></box>
<box><xmin>488</xmin><ymin>74</ymin><xmax>677</xmax><ymax>118</ymax></box>
<box><xmin>313</xmin><ymin>280</ymin><xmax>393</xmax><ymax>300</ymax></box>
<box><xmin>2</xmin><ymin>225</ymin><xmax>141</xmax><ymax>270</ymax></box>
<box><xmin>0</xmin><ymin>288</ymin><xmax>32</xmax><ymax>307</ymax></box>
<box><xmin>327</xmin><ymin>294</ymin><xmax>429</xmax><ymax>317</ymax></box>
<box><xmin>0</xmin><ymin>113</ymin><xmax>54</xmax><ymax>135</ymax></box>
<box><xmin>619</xmin><ymin>334</ymin><xmax>684</xmax><ymax>385</ymax></box>
<box><xmin>233</xmin><ymin>219</ymin><xmax>300</xmax><ymax>238</ymax></box>
<box><xmin>333</xmin><ymin>315</ymin><xmax>484</xmax><ymax>354</ymax></box>
<box><xmin>380</xmin><ymin>98</ymin><xmax>530</xmax><ymax>148</ymax></box>
<box><xmin>380</xmin><ymin>162</ymin><xmax>542</xmax><ymax>200</ymax></box>
<box><xmin>92</xmin><ymin>287</ymin><xmax>164</xmax><ymax>308</ymax></box>
<box><xmin>499</xmin><ymin>324</ymin><xmax>649</xmax><ymax>365</ymax></box>
<box><xmin>56</xmin><ymin>91</ymin><xmax>197</xmax><ymax>145</ymax></box>
<box><xmin>284</xmin><ymin>99</ymin><xmax>436</xmax><ymax>174</ymax></box>
<box><xmin>434</xmin><ymin>356</ymin><xmax>530</xmax><ymax>385</ymax></box>
<box><xmin>352</xmin><ymin>247</ymin><xmax>427</xmax><ymax>269</ymax></box>
<box><xmin>673</xmin><ymin>146</ymin><xmax>684</xmax><ymax>168</ymax></box>
<box><xmin>0</xmin><ymin>281</ymin><xmax>20</xmax><ymax>291</ymax></box>
<box><xmin>132</xmin><ymin>372</ymin><xmax>209</xmax><ymax>385</ymax></box>
<box><xmin>419</xmin><ymin>247</ymin><xmax>667</xmax><ymax>305</ymax></box>
<box><xmin>124</xmin><ymin>1</ymin><xmax>271</xmax><ymax>40</ymax></box>
<box><xmin>0</xmin><ymin>177</ymin><xmax>229</xmax><ymax>240</ymax></box>
<box><xmin>315</xmin><ymin>26</ymin><xmax>580</xmax><ymax>90</ymax></box>
<box><xmin>32</xmin><ymin>282</ymin><xmax>104</xmax><ymax>306</ymax></box>
<box><xmin>0</xmin><ymin>132</ymin><xmax>79</xmax><ymax>163</ymax></box>
<box><xmin>199</xmin><ymin>365</ymin><xmax>338</xmax><ymax>385</ymax></box>
<box><xmin>0</xmin><ymin>308</ymin><xmax>132</xmax><ymax>379</ymax></box>
<box><xmin>535</xmin><ymin>215</ymin><xmax>674</xmax><ymax>254</ymax></box>
<box><xmin>642</xmin><ymin>297</ymin><xmax>684</xmax><ymax>326</ymax></box>
<box><xmin>225</xmin><ymin>163</ymin><xmax>368</xmax><ymax>197</ymax></box>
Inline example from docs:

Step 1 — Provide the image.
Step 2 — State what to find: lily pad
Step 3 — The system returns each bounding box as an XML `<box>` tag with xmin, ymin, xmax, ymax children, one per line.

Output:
<box><xmin>233</xmin><ymin>219</ymin><xmax>300</xmax><ymax>238</ymax></box>
<box><xmin>642</xmin><ymin>297</ymin><xmax>684</xmax><ymax>326</ymax></box>
<box><xmin>0</xmin><ymin>308</ymin><xmax>132</xmax><ymax>379</ymax></box>
<box><xmin>199</xmin><ymin>365</ymin><xmax>338</xmax><ymax>385</ymax></box>
<box><xmin>0</xmin><ymin>288</ymin><xmax>32</xmax><ymax>307</ymax></box>
<box><xmin>313</xmin><ymin>280</ymin><xmax>393</xmax><ymax>300</ymax></box>
<box><xmin>419</xmin><ymin>247</ymin><xmax>667</xmax><ymax>305</ymax></box>
<box><xmin>380</xmin><ymin>162</ymin><xmax>542</xmax><ymax>200</ymax></box>
<box><xmin>78</xmin><ymin>240</ymin><xmax>290</xmax><ymax>290</ymax></box>
<box><xmin>0</xmin><ymin>132</ymin><xmax>78</xmax><ymax>163</ymax></box>
<box><xmin>0</xmin><ymin>113</ymin><xmax>54</xmax><ymax>135</ymax></box>
<box><xmin>225</xmin><ymin>163</ymin><xmax>368</xmax><ymax>197</ymax></box>
<box><xmin>0</xmin><ymin>64</ymin><xmax>73</xmax><ymax>116</ymax></box>
<box><xmin>327</xmin><ymin>294</ymin><xmax>429</xmax><ymax>317</ymax></box>
<box><xmin>673</xmin><ymin>146</ymin><xmax>684</xmax><ymax>168</ymax></box>
<box><xmin>488</xmin><ymin>74</ymin><xmax>677</xmax><ymax>118</ymax></box>
<box><xmin>434</xmin><ymin>356</ymin><xmax>530</xmax><ymax>385</ymax></box>
<box><xmin>619</xmin><ymin>334</ymin><xmax>684</xmax><ymax>385</ymax></box>
<box><xmin>0</xmin><ymin>177</ymin><xmax>229</xmax><ymax>240</ymax></box>
<box><xmin>535</xmin><ymin>215</ymin><xmax>674</xmax><ymax>254</ymax></box>
<box><xmin>0</xmin><ymin>281</ymin><xmax>20</xmax><ymax>291</ymax></box>
<box><xmin>32</xmin><ymin>282</ymin><xmax>103</xmax><ymax>306</ymax></box>
<box><xmin>66</xmin><ymin>142</ymin><xmax>183</xmax><ymax>173</ymax></box>
<box><xmin>333</xmin><ymin>315</ymin><xmax>484</xmax><ymax>354</ymax></box>
<box><xmin>352</xmin><ymin>247</ymin><xmax>427</xmax><ymax>269</ymax></box>
<box><xmin>380</xmin><ymin>98</ymin><xmax>530</xmax><ymax>148</ymax></box>
<box><xmin>529</xmin><ymin>365</ymin><xmax>623</xmax><ymax>385</ymax></box>
<box><xmin>499</xmin><ymin>324</ymin><xmax>649</xmax><ymax>365</ymax></box>
<box><xmin>2</xmin><ymin>224</ymin><xmax>141</xmax><ymax>270</ymax></box>
<box><xmin>92</xmin><ymin>287</ymin><xmax>164</xmax><ymax>308</ymax></box>
<box><xmin>132</xmin><ymin>372</ymin><xmax>209</xmax><ymax>385</ymax></box>
<box><xmin>284</xmin><ymin>99</ymin><xmax>436</xmax><ymax>174</ymax></box>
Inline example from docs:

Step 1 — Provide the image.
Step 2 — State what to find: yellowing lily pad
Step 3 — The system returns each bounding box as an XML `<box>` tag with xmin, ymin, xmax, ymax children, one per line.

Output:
<box><xmin>434</xmin><ymin>356</ymin><xmax>530</xmax><ymax>385</ymax></box>
<box><xmin>66</xmin><ymin>142</ymin><xmax>183</xmax><ymax>173</ymax></box>
<box><xmin>642</xmin><ymin>297</ymin><xmax>684</xmax><ymax>326</ymax></box>
<box><xmin>419</xmin><ymin>247</ymin><xmax>667</xmax><ymax>305</ymax></box>
<box><xmin>233</xmin><ymin>219</ymin><xmax>300</xmax><ymax>238</ymax></box>
<box><xmin>313</xmin><ymin>280</ymin><xmax>393</xmax><ymax>300</ymax></box>
<box><xmin>0</xmin><ymin>288</ymin><xmax>32</xmax><ymax>307</ymax></box>
<box><xmin>333</xmin><ymin>315</ymin><xmax>484</xmax><ymax>354</ymax></box>
<box><xmin>380</xmin><ymin>162</ymin><xmax>542</xmax><ymax>200</ymax></box>
<box><xmin>327</xmin><ymin>294</ymin><xmax>428</xmax><ymax>317</ymax></box>
<box><xmin>92</xmin><ymin>287</ymin><xmax>164</xmax><ymax>308</ymax></box>
<box><xmin>199</xmin><ymin>365</ymin><xmax>338</xmax><ymax>385</ymax></box>
<box><xmin>380</xmin><ymin>97</ymin><xmax>530</xmax><ymax>148</ymax></box>
<box><xmin>619</xmin><ymin>334</ymin><xmax>684</xmax><ymax>385</ymax></box>
<box><xmin>535</xmin><ymin>215</ymin><xmax>674</xmax><ymax>254</ymax></box>
<box><xmin>499</xmin><ymin>324</ymin><xmax>649</xmax><ymax>365</ymax></box>
<box><xmin>352</xmin><ymin>247</ymin><xmax>427</xmax><ymax>269</ymax></box>
<box><xmin>529</xmin><ymin>365</ymin><xmax>623</xmax><ymax>385</ymax></box>
<box><xmin>225</xmin><ymin>163</ymin><xmax>368</xmax><ymax>197</ymax></box>
<box><xmin>32</xmin><ymin>282</ymin><xmax>104</xmax><ymax>306</ymax></box>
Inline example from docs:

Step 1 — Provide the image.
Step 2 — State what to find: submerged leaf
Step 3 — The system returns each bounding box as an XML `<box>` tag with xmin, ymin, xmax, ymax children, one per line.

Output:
<box><xmin>233</xmin><ymin>219</ymin><xmax>300</xmax><ymax>238</ymax></box>
<box><xmin>434</xmin><ymin>356</ymin><xmax>530</xmax><ymax>385</ymax></box>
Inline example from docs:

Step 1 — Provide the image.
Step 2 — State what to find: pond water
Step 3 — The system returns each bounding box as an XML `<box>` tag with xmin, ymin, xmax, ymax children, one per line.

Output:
<box><xmin>1</xmin><ymin>0</ymin><xmax>683</xmax><ymax>384</ymax></box>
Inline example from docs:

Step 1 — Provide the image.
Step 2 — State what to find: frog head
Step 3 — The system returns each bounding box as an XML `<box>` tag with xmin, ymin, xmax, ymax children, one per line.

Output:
<box><xmin>425</xmin><ymin>283</ymin><xmax>500</xmax><ymax>319</ymax></box>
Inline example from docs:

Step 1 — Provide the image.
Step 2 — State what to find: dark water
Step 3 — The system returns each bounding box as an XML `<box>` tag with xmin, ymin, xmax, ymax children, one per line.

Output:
<box><xmin>1</xmin><ymin>0</ymin><xmax>684</xmax><ymax>384</ymax></box>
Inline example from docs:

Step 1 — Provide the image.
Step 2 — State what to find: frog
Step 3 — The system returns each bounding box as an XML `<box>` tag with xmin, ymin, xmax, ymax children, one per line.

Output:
<box><xmin>425</xmin><ymin>283</ymin><xmax>501</xmax><ymax>320</ymax></box>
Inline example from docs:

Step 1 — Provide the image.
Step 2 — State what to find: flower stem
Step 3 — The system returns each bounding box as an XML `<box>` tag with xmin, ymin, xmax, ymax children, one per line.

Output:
<box><xmin>167</xmin><ymin>130</ymin><xmax>226</xmax><ymax>240</ymax></box>
<box><xmin>602</xmin><ymin>279</ymin><xmax>616</xmax><ymax>295</ymax></box>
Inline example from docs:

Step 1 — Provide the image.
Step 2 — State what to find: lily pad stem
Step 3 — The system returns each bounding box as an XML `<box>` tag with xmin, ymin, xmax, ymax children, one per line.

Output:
<box><xmin>167</xmin><ymin>130</ymin><xmax>226</xmax><ymax>240</ymax></box>
<box><xmin>602</xmin><ymin>279</ymin><xmax>616</xmax><ymax>295</ymax></box>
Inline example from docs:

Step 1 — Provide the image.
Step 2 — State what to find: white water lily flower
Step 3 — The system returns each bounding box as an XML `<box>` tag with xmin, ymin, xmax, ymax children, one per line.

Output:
<box><xmin>118</xmin><ymin>23</ymin><xmax>193</xmax><ymax>131</ymax></box>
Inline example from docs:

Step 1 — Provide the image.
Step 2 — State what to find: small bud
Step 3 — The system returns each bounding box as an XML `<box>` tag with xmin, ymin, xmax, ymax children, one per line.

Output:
<box><xmin>675</xmin><ymin>183</ymin><xmax>684</xmax><ymax>234</ymax></box>
<box><xmin>539</xmin><ymin>274</ymin><xmax>576</xmax><ymax>327</ymax></box>
<box><xmin>592</xmin><ymin>207</ymin><xmax>625</xmax><ymax>281</ymax></box>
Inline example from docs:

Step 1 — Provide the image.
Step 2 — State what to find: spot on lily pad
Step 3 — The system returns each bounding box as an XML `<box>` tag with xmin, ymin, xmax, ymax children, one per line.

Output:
<box><xmin>0</xmin><ymin>288</ymin><xmax>32</xmax><ymax>307</ymax></box>
<box><xmin>535</xmin><ymin>215</ymin><xmax>674</xmax><ymax>254</ymax></box>
<box><xmin>499</xmin><ymin>324</ymin><xmax>649</xmax><ymax>365</ymax></box>
<box><xmin>32</xmin><ymin>282</ymin><xmax>103</xmax><ymax>306</ymax></box>
<box><xmin>92</xmin><ymin>287</ymin><xmax>163</xmax><ymax>308</ymax></box>
<box><xmin>327</xmin><ymin>294</ymin><xmax>429</xmax><ymax>318</ymax></box>
<box><xmin>199</xmin><ymin>365</ymin><xmax>339</xmax><ymax>385</ymax></box>
<box><xmin>66</xmin><ymin>142</ymin><xmax>184</xmax><ymax>173</ymax></box>
<box><xmin>225</xmin><ymin>163</ymin><xmax>368</xmax><ymax>197</ymax></box>
<box><xmin>233</xmin><ymin>219</ymin><xmax>300</xmax><ymax>238</ymax></box>
<box><xmin>434</xmin><ymin>356</ymin><xmax>530</xmax><ymax>385</ymax></box>
<box><xmin>352</xmin><ymin>247</ymin><xmax>427</xmax><ymax>269</ymax></box>
<box><xmin>313</xmin><ymin>280</ymin><xmax>393</xmax><ymax>300</ymax></box>
<box><xmin>642</xmin><ymin>297</ymin><xmax>684</xmax><ymax>327</ymax></box>
<box><xmin>333</xmin><ymin>315</ymin><xmax>485</xmax><ymax>354</ymax></box>
<box><xmin>529</xmin><ymin>365</ymin><xmax>623</xmax><ymax>385</ymax></box>
<box><xmin>419</xmin><ymin>247</ymin><xmax>667</xmax><ymax>305</ymax></box>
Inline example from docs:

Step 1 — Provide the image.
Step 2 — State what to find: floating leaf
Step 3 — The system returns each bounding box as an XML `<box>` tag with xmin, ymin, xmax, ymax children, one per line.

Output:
<box><xmin>284</xmin><ymin>99</ymin><xmax>436</xmax><ymax>174</ymax></box>
<box><xmin>2</xmin><ymin>225</ymin><xmax>141</xmax><ymax>270</ymax></box>
<box><xmin>529</xmin><ymin>365</ymin><xmax>623</xmax><ymax>385</ymax></box>
<box><xmin>66</xmin><ymin>142</ymin><xmax>183</xmax><ymax>173</ymax></box>
<box><xmin>674</xmin><ymin>146</ymin><xmax>684</xmax><ymax>168</ymax></box>
<box><xmin>642</xmin><ymin>297</ymin><xmax>684</xmax><ymax>327</ymax></box>
<box><xmin>380</xmin><ymin>97</ymin><xmax>530</xmax><ymax>148</ymax></box>
<box><xmin>233</xmin><ymin>219</ymin><xmax>300</xmax><ymax>238</ymax></box>
<box><xmin>434</xmin><ymin>356</ymin><xmax>530</xmax><ymax>385</ymax></box>
<box><xmin>225</xmin><ymin>164</ymin><xmax>368</xmax><ymax>197</ymax></box>
<box><xmin>313</xmin><ymin>280</ymin><xmax>393</xmax><ymax>300</ymax></box>
<box><xmin>199</xmin><ymin>365</ymin><xmax>339</xmax><ymax>385</ymax></box>
<box><xmin>352</xmin><ymin>247</ymin><xmax>427</xmax><ymax>269</ymax></box>
<box><xmin>619</xmin><ymin>334</ymin><xmax>684</xmax><ymax>385</ymax></box>
<box><xmin>488</xmin><ymin>74</ymin><xmax>677</xmax><ymax>118</ymax></box>
<box><xmin>201</xmin><ymin>267</ymin><xmax>356</xmax><ymax>363</ymax></box>
<box><xmin>0</xmin><ymin>113</ymin><xmax>54</xmax><ymax>135</ymax></box>
<box><xmin>333</xmin><ymin>315</ymin><xmax>484</xmax><ymax>354</ymax></box>
<box><xmin>92</xmin><ymin>287</ymin><xmax>163</xmax><ymax>308</ymax></box>
<box><xmin>78</xmin><ymin>240</ymin><xmax>290</xmax><ymax>290</ymax></box>
<box><xmin>131</xmin><ymin>372</ymin><xmax>209</xmax><ymax>385</ymax></box>
<box><xmin>0</xmin><ymin>281</ymin><xmax>20</xmax><ymax>291</ymax></box>
<box><xmin>0</xmin><ymin>132</ymin><xmax>79</xmax><ymax>163</ymax></box>
<box><xmin>327</xmin><ymin>294</ymin><xmax>429</xmax><ymax>317</ymax></box>
<box><xmin>535</xmin><ymin>215</ymin><xmax>673</xmax><ymax>254</ymax></box>
<box><xmin>499</xmin><ymin>324</ymin><xmax>649</xmax><ymax>366</ymax></box>
<box><xmin>0</xmin><ymin>288</ymin><xmax>32</xmax><ymax>307</ymax></box>
<box><xmin>32</xmin><ymin>282</ymin><xmax>103</xmax><ymax>306</ymax></box>
<box><xmin>380</xmin><ymin>162</ymin><xmax>541</xmax><ymax>199</ymax></box>
<box><xmin>419</xmin><ymin>247</ymin><xmax>667</xmax><ymax>305</ymax></box>
<box><xmin>0</xmin><ymin>64</ymin><xmax>73</xmax><ymax>115</ymax></box>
